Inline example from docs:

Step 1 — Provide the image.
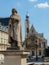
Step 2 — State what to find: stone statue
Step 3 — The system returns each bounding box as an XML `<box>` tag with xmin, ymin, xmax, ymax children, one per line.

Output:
<box><xmin>8</xmin><ymin>8</ymin><xmax>20</xmax><ymax>50</ymax></box>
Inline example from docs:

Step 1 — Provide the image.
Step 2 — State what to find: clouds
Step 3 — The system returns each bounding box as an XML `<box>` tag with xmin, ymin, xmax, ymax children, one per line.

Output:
<box><xmin>28</xmin><ymin>0</ymin><xmax>49</xmax><ymax>8</ymax></box>
<box><xmin>29</xmin><ymin>0</ymin><xmax>37</xmax><ymax>2</ymax></box>
<box><xmin>34</xmin><ymin>2</ymin><xmax>49</xmax><ymax>8</ymax></box>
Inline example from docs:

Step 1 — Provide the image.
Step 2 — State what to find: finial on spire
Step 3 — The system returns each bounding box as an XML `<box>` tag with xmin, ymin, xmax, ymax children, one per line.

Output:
<box><xmin>26</xmin><ymin>12</ymin><xmax>29</xmax><ymax>19</ymax></box>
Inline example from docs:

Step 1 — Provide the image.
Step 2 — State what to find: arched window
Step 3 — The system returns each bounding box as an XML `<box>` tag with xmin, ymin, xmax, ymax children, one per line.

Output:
<box><xmin>39</xmin><ymin>43</ymin><xmax>41</xmax><ymax>48</ymax></box>
<box><xmin>42</xmin><ymin>42</ymin><xmax>46</xmax><ymax>48</ymax></box>
<box><xmin>27</xmin><ymin>28</ymin><xmax>29</xmax><ymax>33</ymax></box>
<box><xmin>32</xmin><ymin>51</ymin><xmax>34</xmax><ymax>56</ymax></box>
<box><xmin>39</xmin><ymin>50</ymin><xmax>41</xmax><ymax>56</ymax></box>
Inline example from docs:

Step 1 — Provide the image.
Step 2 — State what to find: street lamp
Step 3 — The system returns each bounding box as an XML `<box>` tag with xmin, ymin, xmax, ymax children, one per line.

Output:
<box><xmin>35</xmin><ymin>40</ymin><xmax>38</xmax><ymax>61</ymax></box>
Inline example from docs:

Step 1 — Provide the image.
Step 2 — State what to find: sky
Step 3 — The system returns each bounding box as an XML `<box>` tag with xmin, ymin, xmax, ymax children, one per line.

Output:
<box><xmin>0</xmin><ymin>0</ymin><xmax>49</xmax><ymax>45</ymax></box>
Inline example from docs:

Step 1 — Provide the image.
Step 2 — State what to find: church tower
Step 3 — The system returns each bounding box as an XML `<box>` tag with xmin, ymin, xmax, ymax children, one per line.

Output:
<box><xmin>25</xmin><ymin>13</ymin><xmax>30</xmax><ymax>38</ymax></box>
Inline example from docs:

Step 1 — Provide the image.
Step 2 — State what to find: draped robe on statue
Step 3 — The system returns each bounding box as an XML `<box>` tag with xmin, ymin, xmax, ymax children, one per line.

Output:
<box><xmin>8</xmin><ymin>9</ymin><xmax>23</xmax><ymax>50</ymax></box>
<box><xmin>8</xmin><ymin>19</ymin><xmax>18</xmax><ymax>47</ymax></box>
<box><xmin>8</xmin><ymin>9</ymin><xmax>19</xmax><ymax>48</ymax></box>
<box><xmin>9</xmin><ymin>19</ymin><xmax>18</xmax><ymax>40</ymax></box>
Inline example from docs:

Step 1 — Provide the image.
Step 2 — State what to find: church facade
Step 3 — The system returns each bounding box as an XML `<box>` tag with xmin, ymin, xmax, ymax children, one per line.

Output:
<box><xmin>23</xmin><ymin>13</ymin><xmax>47</xmax><ymax>57</ymax></box>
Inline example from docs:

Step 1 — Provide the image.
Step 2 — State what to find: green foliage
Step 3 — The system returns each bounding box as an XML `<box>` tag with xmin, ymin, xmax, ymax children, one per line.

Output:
<box><xmin>48</xmin><ymin>46</ymin><xmax>49</xmax><ymax>49</ymax></box>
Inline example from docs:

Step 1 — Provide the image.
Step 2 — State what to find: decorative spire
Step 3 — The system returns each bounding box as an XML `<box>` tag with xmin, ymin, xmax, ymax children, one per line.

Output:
<box><xmin>26</xmin><ymin>12</ymin><xmax>29</xmax><ymax>21</ymax></box>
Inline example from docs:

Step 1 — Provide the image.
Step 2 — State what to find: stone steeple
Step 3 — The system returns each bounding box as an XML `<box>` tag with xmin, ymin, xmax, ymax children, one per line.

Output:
<box><xmin>25</xmin><ymin>12</ymin><xmax>30</xmax><ymax>38</ymax></box>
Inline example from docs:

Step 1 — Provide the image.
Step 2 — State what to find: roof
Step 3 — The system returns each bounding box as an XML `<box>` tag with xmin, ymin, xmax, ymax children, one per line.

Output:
<box><xmin>28</xmin><ymin>25</ymin><xmax>46</xmax><ymax>40</ymax></box>
<box><xmin>30</xmin><ymin>25</ymin><xmax>37</xmax><ymax>34</ymax></box>
<box><xmin>0</xmin><ymin>18</ymin><xmax>9</xmax><ymax>33</ymax></box>
<box><xmin>0</xmin><ymin>18</ymin><xmax>9</xmax><ymax>26</ymax></box>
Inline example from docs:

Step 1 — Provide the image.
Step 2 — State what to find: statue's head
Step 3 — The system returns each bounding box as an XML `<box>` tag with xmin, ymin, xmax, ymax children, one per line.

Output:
<box><xmin>11</xmin><ymin>8</ymin><xmax>20</xmax><ymax>21</ymax></box>
<box><xmin>12</xmin><ymin>8</ymin><xmax>17</xmax><ymax>15</ymax></box>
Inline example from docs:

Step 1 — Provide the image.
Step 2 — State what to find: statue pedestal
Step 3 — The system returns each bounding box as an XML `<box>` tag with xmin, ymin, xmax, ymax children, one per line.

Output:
<box><xmin>0</xmin><ymin>50</ymin><xmax>30</xmax><ymax>65</ymax></box>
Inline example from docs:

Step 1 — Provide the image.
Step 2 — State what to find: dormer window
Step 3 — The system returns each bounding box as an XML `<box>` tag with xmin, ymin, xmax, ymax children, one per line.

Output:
<box><xmin>39</xmin><ymin>50</ymin><xmax>41</xmax><ymax>56</ymax></box>
<box><xmin>35</xmin><ymin>40</ymin><xmax>37</xmax><ymax>43</ymax></box>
